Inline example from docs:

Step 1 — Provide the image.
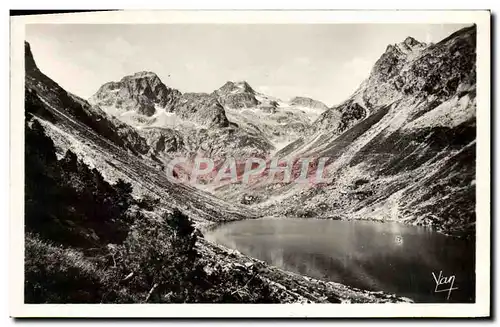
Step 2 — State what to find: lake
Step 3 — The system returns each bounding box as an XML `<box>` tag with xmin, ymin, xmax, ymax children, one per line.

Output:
<box><xmin>205</xmin><ymin>218</ymin><xmax>475</xmax><ymax>303</ymax></box>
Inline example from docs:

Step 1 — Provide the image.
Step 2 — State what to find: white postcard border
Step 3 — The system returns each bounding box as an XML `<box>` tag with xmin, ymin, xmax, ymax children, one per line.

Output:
<box><xmin>9</xmin><ymin>10</ymin><xmax>491</xmax><ymax>318</ymax></box>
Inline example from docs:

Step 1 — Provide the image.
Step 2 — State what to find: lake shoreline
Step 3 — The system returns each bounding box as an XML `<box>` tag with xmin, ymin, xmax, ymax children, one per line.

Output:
<box><xmin>197</xmin><ymin>216</ymin><xmax>415</xmax><ymax>303</ymax></box>
<box><xmin>197</xmin><ymin>237</ymin><xmax>414</xmax><ymax>303</ymax></box>
<box><xmin>202</xmin><ymin>216</ymin><xmax>475</xmax><ymax>303</ymax></box>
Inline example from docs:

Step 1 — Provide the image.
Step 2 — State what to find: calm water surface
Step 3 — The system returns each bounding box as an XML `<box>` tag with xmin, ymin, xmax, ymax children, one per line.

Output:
<box><xmin>205</xmin><ymin>218</ymin><xmax>475</xmax><ymax>303</ymax></box>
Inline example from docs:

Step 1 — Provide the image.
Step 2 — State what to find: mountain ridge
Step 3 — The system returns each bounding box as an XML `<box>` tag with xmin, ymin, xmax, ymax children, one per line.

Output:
<box><xmin>23</xmin><ymin>38</ymin><xmax>417</xmax><ymax>304</ymax></box>
<box><xmin>90</xmin><ymin>71</ymin><xmax>332</xmax><ymax>158</ymax></box>
<box><xmin>215</xmin><ymin>25</ymin><xmax>477</xmax><ymax>237</ymax></box>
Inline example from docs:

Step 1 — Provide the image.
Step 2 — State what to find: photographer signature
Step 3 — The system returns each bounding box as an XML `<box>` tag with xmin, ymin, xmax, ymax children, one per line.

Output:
<box><xmin>432</xmin><ymin>271</ymin><xmax>458</xmax><ymax>300</ymax></box>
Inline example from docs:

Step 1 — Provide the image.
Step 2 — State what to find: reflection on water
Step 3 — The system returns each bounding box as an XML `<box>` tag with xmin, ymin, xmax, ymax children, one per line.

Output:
<box><xmin>205</xmin><ymin>218</ymin><xmax>475</xmax><ymax>303</ymax></box>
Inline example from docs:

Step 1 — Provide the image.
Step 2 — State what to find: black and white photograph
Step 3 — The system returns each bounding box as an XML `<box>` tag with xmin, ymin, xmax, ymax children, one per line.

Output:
<box><xmin>9</xmin><ymin>10</ymin><xmax>491</xmax><ymax>318</ymax></box>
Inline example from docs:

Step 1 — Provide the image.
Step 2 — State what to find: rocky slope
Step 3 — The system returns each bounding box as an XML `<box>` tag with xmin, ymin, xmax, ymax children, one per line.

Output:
<box><xmin>226</xmin><ymin>25</ymin><xmax>477</xmax><ymax>237</ymax></box>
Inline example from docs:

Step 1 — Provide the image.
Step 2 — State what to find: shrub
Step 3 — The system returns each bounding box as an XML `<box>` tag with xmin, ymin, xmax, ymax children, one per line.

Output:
<box><xmin>136</xmin><ymin>195</ymin><xmax>160</xmax><ymax>211</ymax></box>
<box><xmin>25</xmin><ymin>116</ymin><xmax>135</xmax><ymax>247</ymax></box>
<box><xmin>25</xmin><ymin>234</ymin><xmax>105</xmax><ymax>303</ymax></box>
<box><xmin>106</xmin><ymin>210</ymin><xmax>278</xmax><ymax>303</ymax></box>
<box><xmin>106</xmin><ymin>210</ymin><xmax>203</xmax><ymax>303</ymax></box>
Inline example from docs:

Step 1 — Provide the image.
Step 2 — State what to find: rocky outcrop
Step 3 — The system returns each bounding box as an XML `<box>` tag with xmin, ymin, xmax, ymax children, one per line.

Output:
<box><xmin>217</xmin><ymin>80</ymin><xmax>256</xmax><ymax>95</ymax></box>
<box><xmin>365</xmin><ymin>28</ymin><xmax>475</xmax><ymax>108</ymax></box>
<box><xmin>213</xmin><ymin>81</ymin><xmax>260</xmax><ymax>109</ymax></box>
<box><xmin>25</xmin><ymin>42</ymin><xmax>39</xmax><ymax>74</ymax></box>
<box><xmin>139</xmin><ymin>128</ymin><xmax>185</xmax><ymax>155</ymax></box>
<box><xmin>90</xmin><ymin>71</ymin><xmax>181</xmax><ymax>116</ymax></box>
<box><xmin>310</xmin><ymin>26</ymin><xmax>475</xmax><ymax>137</ymax></box>
<box><xmin>175</xmin><ymin>92</ymin><xmax>230</xmax><ymax>128</ymax></box>
<box><xmin>313</xmin><ymin>100</ymin><xmax>367</xmax><ymax>136</ymax></box>
<box><xmin>290</xmin><ymin>96</ymin><xmax>329</xmax><ymax>111</ymax></box>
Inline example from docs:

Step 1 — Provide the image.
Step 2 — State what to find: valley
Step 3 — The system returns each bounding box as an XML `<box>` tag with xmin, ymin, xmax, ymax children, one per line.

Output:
<box><xmin>23</xmin><ymin>24</ymin><xmax>477</xmax><ymax>303</ymax></box>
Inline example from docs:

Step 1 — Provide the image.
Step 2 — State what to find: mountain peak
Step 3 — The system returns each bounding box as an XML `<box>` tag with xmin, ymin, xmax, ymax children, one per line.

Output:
<box><xmin>133</xmin><ymin>71</ymin><xmax>158</xmax><ymax>77</ymax></box>
<box><xmin>384</xmin><ymin>36</ymin><xmax>427</xmax><ymax>57</ymax></box>
<box><xmin>234</xmin><ymin>80</ymin><xmax>252</xmax><ymax>88</ymax></box>
<box><xmin>403</xmin><ymin>36</ymin><xmax>422</xmax><ymax>47</ymax></box>
<box><xmin>218</xmin><ymin>80</ymin><xmax>255</xmax><ymax>95</ymax></box>
<box><xmin>214</xmin><ymin>81</ymin><xmax>259</xmax><ymax>109</ymax></box>
<box><xmin>91</xmin><ymin>71</ymin><xmax>181</xmax><ymax>117</ymax></box>
<box><xmin>121</xmin><ymin>71</ymin><xmax>160</xmax><ymax>82</ymax></box>
<box><xmin>25</xmin><ymin>41</ymin><xmax>39</xmax><ymax>73</ymax></box>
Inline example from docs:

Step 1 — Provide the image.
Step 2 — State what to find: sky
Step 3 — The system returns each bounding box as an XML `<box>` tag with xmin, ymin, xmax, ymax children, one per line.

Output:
<box><xmin>26</xmin><ymin>24</ymin><xmax>468</xmax><ymax>106</ymax></box>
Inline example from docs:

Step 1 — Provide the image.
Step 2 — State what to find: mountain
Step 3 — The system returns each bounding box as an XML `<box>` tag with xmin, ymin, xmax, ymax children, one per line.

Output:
<box><xmin>213</xmin><ymin>81</ymin><xmax>329</xmax><ymax>151</ymax></box>
<box><xmin>90</xmin><ymin>74</ymin><xmax>329</xmax><ymax>161</ymax></box>
<box><xmin>24</xmin><ymin>40</ymin><xmax>412</xmax><ymax>304</ymax></box>
<box><xmin>90</xmin><ymin>75</ymin><xmax>274</xmax><ymax>160</ymax></box>
<box><xmin>213</xmin><ymin>81</ymin><xmax>260</xmax><ymax>109</ymax></box>
<box><xmin>90</xmin><ymin>73</ymin><xmax>229</xmax><ymax>129</ymax></box>
<box><xmin>81</xmin><ymin>26</ymin><xmax>477</xmax><ymax>238</ymax></box>
<box><xmin>224</xmin><ymin>26</ymin><xmax>477</xmax><ymax>237</ymax></box>
<box><xmin>90</xmin><ymin>71</ymin><xmax>181</xmax><ymax>116</ymax></box>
